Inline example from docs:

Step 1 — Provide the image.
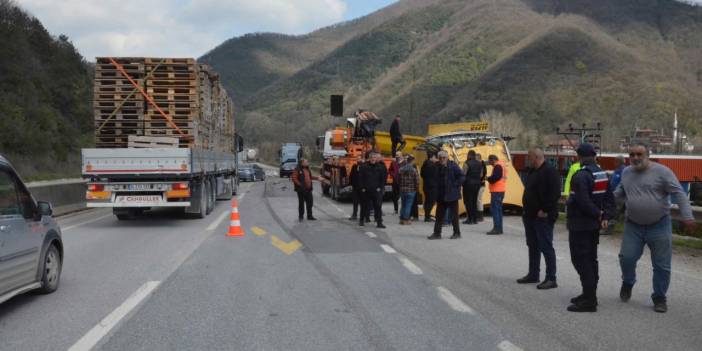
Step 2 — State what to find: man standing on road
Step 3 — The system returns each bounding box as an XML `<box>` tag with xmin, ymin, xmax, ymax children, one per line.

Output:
<box><xmin>399</xmin><ymin>155</ymin><xmax>419</xmax><ymax>225</ymax></box>
<box><xmin>518</xmin><ymin>148</ymin><xmax>561</xmax><ymax>290</ymax></box>
<box><xmin>421</xmin><ymin>153</ymin><xmax>439</xmax><ymax>222</ymax></box>
<box><xmin>487</xmin><ymin>155</ymin><xmax>506</xmax><ymax>235</ymax></box>
<box><xmin>390</xmin><ymin>152</ymin><xmax>405</xmax><ymax>215</ymax></box>
<box><xmin>615</xmin><ymin>142</ymin><xmax>696</xmax><ymax>313</ymax></box>
<box><xmin>428</xmin><ymin>151</ymin><xmax>464</xmax><ymax>240</ymax></box>
<box><xmin>462</xmin><ymin>150</ymin><xmax>483</xmax><ymax>225</ymax></box>
<box><xmin>360</xmin><ymin>152</ymin><xmax>387</xmax><ymax>229</ymax></box>
<box><xmin>566</xmin><ymin>143</ymin><xmax>615</xmax><ymax>312</ymax></box>
<box><xmin>349</xmin><ymin>155</ymin><xmax>365</xmax><ymax>221</ymax></box>
<box><xmin>292</xmin><ymin>159</ymin><xmax>326</xmax><ymax>222</ymax></box>
<box><xmin>390</xmin><ymin>115</ymin><xmax>406</xmax><ymax>157</ymax></box>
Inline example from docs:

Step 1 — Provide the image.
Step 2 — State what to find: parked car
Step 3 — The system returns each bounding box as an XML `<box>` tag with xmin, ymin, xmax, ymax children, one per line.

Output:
<box><xmin>0</xmin><ymin>155</ymin><xmax>63</xmax><ymax>305</ymax></box>
<box><xmin>238</xmin><ymin>164</ymin><xmax>266</xmax><ymax>182</ymax></box>
<box><xmin>279</xmin><ymin>162</ymin><xmax>297</xmax><ymax>178</ymax></box>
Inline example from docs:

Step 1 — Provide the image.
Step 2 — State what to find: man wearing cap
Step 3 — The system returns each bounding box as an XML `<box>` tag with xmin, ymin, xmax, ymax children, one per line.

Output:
<box><xmin>566</xmin><ymin>143</ymin><xmax>615</xmax><ymax>312</ymax></box>
<box><xmin>615</xmin><ymin>142</ymin><xmax>696</xmax><ymax>313</ymax></box>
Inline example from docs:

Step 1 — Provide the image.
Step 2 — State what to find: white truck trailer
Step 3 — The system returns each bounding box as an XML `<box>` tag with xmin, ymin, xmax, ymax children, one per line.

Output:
<box><xmin>83</xmin><ymin>57</ymin><xmax>241</xmax><ymax>220</ymax></box>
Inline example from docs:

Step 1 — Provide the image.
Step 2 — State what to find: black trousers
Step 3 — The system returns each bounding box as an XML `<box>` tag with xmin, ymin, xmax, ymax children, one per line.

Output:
<box><xmin>351</xmin><ymin>187</ymin><xmax>361</xmax><ymax>217</ymax></box>
<box><xmin>433</xmin><ymin>200</ymin><xmax>460</xmax><ymax>236</ymax></box>
<box><xmin>411</xmin><ymin>193</ymin><xmax>419</xmax><ymax>219</ymax></box>
<box><xmin>392</xmin><ymin>182</ymin><xmax>400</xmax><ymax>212</ymax></box>
<box><xmin>391</xmin><ymin>140</ymin><xmax>406</xmax><ymax>157</ymax></box>
<box><xmin>462</xmin><ymin>184</ymin><xmax>481</xmax><ymax>223</ymax></box>
<box><xmin>569</xmin><ymin>230</ymin><xmax>600</xmax><ymax>290</ymax></box>
<box><xmin>361</xmin><ymin>190</ymin><xmax>384</xmax><ymax>224</ymax></box>
<box><xmin>297</xmin><ymin>190</ymin><xmax>313</xmax><ymax>219</ymax></box>
<box><xmin>423</xmin><ymin>187</ymin><xmax>437</xmax><ymax>220</ymax></box>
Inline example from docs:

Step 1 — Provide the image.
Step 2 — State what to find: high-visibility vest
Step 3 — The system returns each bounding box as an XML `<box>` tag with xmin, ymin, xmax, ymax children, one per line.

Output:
<box><xmin>489</xmin><ymin>160</ymin><xmax>507</xmax><ymax>193</ymax></box>
<box><xmin>562</xmin><ymin>162</ymin><xmax>581</xmax><ymax>196</ymax></box>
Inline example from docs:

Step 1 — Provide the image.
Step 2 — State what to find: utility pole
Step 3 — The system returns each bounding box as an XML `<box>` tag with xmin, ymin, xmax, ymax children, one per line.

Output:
<box><xmin>556</xmin><ymin>122</ymin><xmax>603</xmax><ymax>155</ymax></box>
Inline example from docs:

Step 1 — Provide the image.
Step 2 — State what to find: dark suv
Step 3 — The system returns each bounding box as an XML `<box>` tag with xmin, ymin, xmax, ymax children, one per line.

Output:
<box><xmin>0</xmin><ymin>155</ymin><xmax>63</xmax><ymax>304</ymax></box>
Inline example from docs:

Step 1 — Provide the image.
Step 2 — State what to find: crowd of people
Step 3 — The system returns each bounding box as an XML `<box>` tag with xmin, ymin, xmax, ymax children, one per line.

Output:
<box><xmin>292</xmin><ymin>140</ymin><xmax>697</xmax><ymax>314</ymax></box>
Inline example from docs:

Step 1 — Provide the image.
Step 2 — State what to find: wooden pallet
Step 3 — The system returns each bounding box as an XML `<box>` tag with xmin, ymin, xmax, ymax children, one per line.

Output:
<box><xmin>147</xmin><ymin>87</ymin><xmax>197</xmax><ymax>94</ymax></box>
<box><xmin>149</xmin><ymin>94</ymin><xmax>199</xmax><ymax>102</ymax></box>
<box><xmin>146</xmin><ymin>80</ymin><xmax>198</xmax><ymax>88</ymax></box>
<box><xmin>94</xmin><ymin>107</ymin><xmax>143</xmax><ymax>115</ymax></box>
<box><xmin>93</xmin><ymin>100</ymin><xmax>144</xmax><ymax>109</ymax></box>
<box><xmin>94</xmin><ymin>113</ymin><xmax>144</xmax><ymax>121</ymax></box>
<box><xmin>95</xmin><ymin>120</ymin><xmax>145</xmax><ymax>129</ymax></box>
<box><xmin>144</xmin><ymin>128</ymin><xmax>196</xmax><ymax>137</ymax></box>
<box><xmin>144</xmin><ymin>120</ymin><xmax>196</xmax><ymax>129</ymax></box>
<box><xmin>95</xmin><ymin>63</ymin><xmax>143</xmax><ymax>73</ymax></box>
<box><xmin>94</xmin><ymin>86</ymin><xmax>146</xmax><ymax>94</ymax></box>
<box><xmin>151</xmin><ymin>72</ymin><xmax>197</xmax><ymax>80</ymax></box>
<box><xmin>127</xmin><ymin>135</ymin><xmax>179</xmax><ymax>148</ymax></box>
<box><xmin>145</xmin><ymin>107</ymin><xmax>199</xmax><ymax>116</ymax></box>
<box><xmin>144</xmin><ymin>114</ymin><xmax>199</xmax><ymax>122</ymax></box>
<box><xmin>94</xmin><ymin>79</ymin><xmax>144</xmax><ymax>87</ymax></box>
<box><xmin>94</xmin><ymin>93</ymin><xmax>145</xmax><ymax>101</ymax></box>
<box><xmin>144</xmin><ymin>58</ymin><xmax>195</xmax><ymax>65</ymax></box>
<box><xmin>95</xmin><ymin>128</ymin><xmax>144</xmax><ymax>136</ymax></box>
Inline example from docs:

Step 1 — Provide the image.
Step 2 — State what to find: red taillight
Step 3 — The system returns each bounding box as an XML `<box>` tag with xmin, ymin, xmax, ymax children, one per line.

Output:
<box><xmin>88</xmin><ymin>184</ymin><xmax>104</xmax><ymax>192</ymax></box>
<box><xmin>172</xmin><ymin>183</ymin><xmax>189</xmax><ymax>190</ymax></box>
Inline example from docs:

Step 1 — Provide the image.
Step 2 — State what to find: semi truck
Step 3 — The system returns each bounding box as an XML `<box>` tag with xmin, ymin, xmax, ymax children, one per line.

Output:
<box><xmin>82</xmin><ymin>57</ymin><xmax>241</xmax><ymax>220</ymax></box>
<box><xmin>279</xmin><ymin>143</ymin><xmax>302</xmax><ymax>177</ymax></box>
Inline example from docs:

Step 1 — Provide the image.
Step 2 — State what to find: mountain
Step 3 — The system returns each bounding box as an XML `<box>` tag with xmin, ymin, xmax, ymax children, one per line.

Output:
<box><xmin>0</xmin><ymin>0</ymin><xmax>93</xmax><ymax>179</ymax></box>
<box><xmin>202</xmin><ymin>0</ymin><xmax>702</xmax><ymax>158</ymax></box>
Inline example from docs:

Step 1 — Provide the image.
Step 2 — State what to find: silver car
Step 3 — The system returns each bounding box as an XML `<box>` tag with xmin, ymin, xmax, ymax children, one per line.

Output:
<box><xmin>0</xmin><ymin>155</ymin><xmax>63</xmax><ymax>304</ymax></box>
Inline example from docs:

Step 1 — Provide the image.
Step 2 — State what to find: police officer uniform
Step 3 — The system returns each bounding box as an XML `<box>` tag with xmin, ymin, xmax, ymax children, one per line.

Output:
<box><xmin>566</xmin><ymin>144</ymin><xmax>615</xmax><ymax>312</ymax></box>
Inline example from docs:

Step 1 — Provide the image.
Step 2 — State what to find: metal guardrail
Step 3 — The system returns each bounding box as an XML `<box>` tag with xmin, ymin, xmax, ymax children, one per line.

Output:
<box><xmin>26</xmin><ymin>178</ymin><xmax>87</xmax><ymax>216</ymax></box>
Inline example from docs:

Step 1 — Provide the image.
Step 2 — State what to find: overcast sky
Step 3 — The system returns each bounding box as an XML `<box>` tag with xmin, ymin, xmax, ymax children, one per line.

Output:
<box><xmin>16</xmin><ymin>0</ymin><xmax>397</xmax><ymax>60</ymax></box>
<box><xmin>16</xmin><ymin>0</ymin><xmax>702</xmax><ymax>61</ymax></box>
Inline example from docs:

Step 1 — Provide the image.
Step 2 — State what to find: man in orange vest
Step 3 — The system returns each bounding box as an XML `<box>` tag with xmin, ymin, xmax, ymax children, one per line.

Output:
<box><xmin>487</xmin><ymin>154</ymin><xmax>506</xmax><ymax>235</ymax></box>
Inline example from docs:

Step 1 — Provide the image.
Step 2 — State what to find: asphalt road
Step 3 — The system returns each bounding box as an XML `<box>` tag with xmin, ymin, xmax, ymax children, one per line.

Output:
<box><xmin>1</xmin><ymin>174</ymin><xmax>701</xmax><ymax>351</ymax></box>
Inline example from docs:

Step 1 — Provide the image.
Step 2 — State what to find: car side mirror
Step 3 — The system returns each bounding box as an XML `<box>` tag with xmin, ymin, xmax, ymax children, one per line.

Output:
<box><xmin>37</xmin><ymin>201</ymin><xmax>53</xmax><ymax>217</ymax></box>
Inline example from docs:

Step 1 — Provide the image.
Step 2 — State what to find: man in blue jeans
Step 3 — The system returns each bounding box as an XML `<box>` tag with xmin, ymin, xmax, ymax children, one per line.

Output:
<box><xmin>518</xmin><ymin>148</ymin><xmax>561</xmax><ymax>290</ymax></box>
<box><xmin>614</xmin><ymin>142</ymin><xmax>696</xmax><ymax>313</ymax></box>
<box><xmin>487</xmin><ymin>155</ymin><xmax>506</xmax><ymax>235</ymax></box>
<box><xmin>398</xmin><ymin>155</ymin><xmax>419</xmax><ymax>225</ymax></box>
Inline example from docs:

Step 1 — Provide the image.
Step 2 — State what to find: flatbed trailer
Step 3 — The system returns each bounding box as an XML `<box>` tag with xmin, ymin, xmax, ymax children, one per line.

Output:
<box><xmin>82</xmin><ymin>147</ymin><xmax>238</xmax><ymax>219</ymax></box>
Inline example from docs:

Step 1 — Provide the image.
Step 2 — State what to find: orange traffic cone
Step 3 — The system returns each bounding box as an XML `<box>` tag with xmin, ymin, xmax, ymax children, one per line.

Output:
<box><xmin>227</xmin><ymin>199</ymin><xmax>244</xmax><ymax>237</ymax></box>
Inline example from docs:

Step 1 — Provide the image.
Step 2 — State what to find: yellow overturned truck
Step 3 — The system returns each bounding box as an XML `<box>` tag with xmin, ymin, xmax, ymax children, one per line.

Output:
<box><xmin>376</xmin><ymin>121</ymin><xmax>524</xmax><ymax>216</ymax></box>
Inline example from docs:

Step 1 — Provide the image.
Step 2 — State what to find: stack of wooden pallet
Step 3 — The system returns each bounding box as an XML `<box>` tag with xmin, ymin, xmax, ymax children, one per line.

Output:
<box><xmin>93</xmin><ymin>57</ymin><xmax>235</xmax><ymax>152</ymax></box>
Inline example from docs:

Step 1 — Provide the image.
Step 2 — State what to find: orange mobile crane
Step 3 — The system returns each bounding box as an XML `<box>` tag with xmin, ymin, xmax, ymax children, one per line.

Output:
<box><xmin>317</xmin><ymin>113</ymin><xmax>394</xmax><ymax>200</ymax></box>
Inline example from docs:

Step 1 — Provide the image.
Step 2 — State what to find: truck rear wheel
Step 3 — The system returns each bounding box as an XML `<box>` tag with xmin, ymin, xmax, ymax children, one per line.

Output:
<box><xmin>194</xmin><ymin>180</ymin><xmax>208</xmax><ymax>219</ymax></box>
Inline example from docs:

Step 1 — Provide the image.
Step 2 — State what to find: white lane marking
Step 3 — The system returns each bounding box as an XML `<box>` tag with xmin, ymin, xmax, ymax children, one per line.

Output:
<box><xmin>380</xmin><ymin>244</ymin><xmax>397</xmax><ymax>254</ymax></box>
<box><xmin>206</xmin><ymin>210</ymin><xmax>231</xmax><ymax>232</ymax></box>
<box><xmin>68</xmin><ymin>281</ymin><xmax>161</xmax><ymax>351</ymax></box>
<box><xmin>437</xmin><ymin>286</ymin><xmax>475</xmax><ymax>315</ymax></box>
<box><xmin>398</xmin><ymin>255</ymin><xmax>423</xmax><ymax>275</ymax></box>
<box><xmin>498</xmin><ymin>340</ymin><xmax>523</xmax><ymax>351</ymax></box>
<box><xmin>365</xmin><ymin>231</ymin><xmax>377</xmax><ymax>238</ymax></box>
<box><xmin>237</xmin><ymin>191</ymin><xmax>247</xmax><ymax>202</ymax></box>
<box><xmin>62</xmin><ymin>214</ymin><xmax>113</xmax><ymax>232</ymax></box>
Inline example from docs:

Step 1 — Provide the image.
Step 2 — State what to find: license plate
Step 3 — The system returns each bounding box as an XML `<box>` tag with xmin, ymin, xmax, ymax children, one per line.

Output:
<box><xmin>127</xmin><ymin>184</ymin><xmax>154</xmax><ymax>191</ymax></box>
<box><xmin>116</xmin><ymin>195</ymin><xmax>162</xmax><ymax>203</ymax></box>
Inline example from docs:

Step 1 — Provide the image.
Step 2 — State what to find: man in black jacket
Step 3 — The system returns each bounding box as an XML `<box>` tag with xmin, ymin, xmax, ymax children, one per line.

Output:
<box><xmin>420</xmin><ymin>154</ymin><xmax>439</xmax><ymax>222</ymax></box>
<box><xmin>566</xmin><ymin>143</ymin><xmax>615</xmax><ymax>312</ymax></box>
<box><xmin>389</xmin><ymin>115</ymin><xmax>406</xmax><ymax>157</ymax></box>
<box><xmin>462</xmin><ymin>150</ymin><xmax>483</xmax><ymax>225</ymax></box>
<box><xmin>349</xmin><ymin>155</ymin><xmax>365</xmax><ymax>221</ymax></box>
<box><xmin>517</xmin><ymin>148</ymin><xmax>561</xmax><ymax>290</ymax></box>
<box><xmin>360</xmin><ymin>152</ymin><xmax>388</xmax><ymax>228</ymax></box>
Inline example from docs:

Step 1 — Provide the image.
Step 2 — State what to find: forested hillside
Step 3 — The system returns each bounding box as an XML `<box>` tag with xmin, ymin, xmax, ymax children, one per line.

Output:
<box><xmin>203</xmin><ymin>0</ymin><xmax>702</xmax><ymax>160</ymax></box>
<box><xmin>0</xmin><ymin>0</ymin><xmax>92</xmax><ymax>179</ymax></box>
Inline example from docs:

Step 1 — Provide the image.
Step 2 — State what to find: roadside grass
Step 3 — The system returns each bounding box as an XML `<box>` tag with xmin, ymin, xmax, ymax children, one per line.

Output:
<box><xmin>673</xmin><ymin>239</ymin><xmax>702</xmax><ymax>251</ymax></box>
